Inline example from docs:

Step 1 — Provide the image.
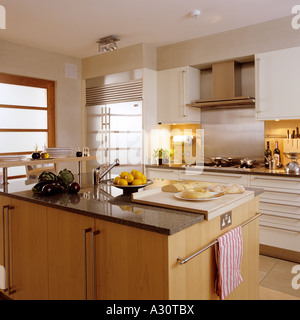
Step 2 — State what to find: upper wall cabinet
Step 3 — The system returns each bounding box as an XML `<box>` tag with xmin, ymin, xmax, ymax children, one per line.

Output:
<box><xmin>157</xmin><ymin>66</ymin><xmax>201</xmax><ymax>124</ymax></box>
<box><xmin>255</xmin><ymin>46</ymin><xmax>300</xmax><ymax>120</ymax></box>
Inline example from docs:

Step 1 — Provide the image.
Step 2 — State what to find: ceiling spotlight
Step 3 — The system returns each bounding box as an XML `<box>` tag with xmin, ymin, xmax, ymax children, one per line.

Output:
<box><xmin>97</xmin><ymin>35</ymin><xmax>120</xmax><ymax>53</ymax></box>
<box><xmin>190</xmin><ymin>10</ymin><xmax>201</xmax><ymax>19</ymax></box>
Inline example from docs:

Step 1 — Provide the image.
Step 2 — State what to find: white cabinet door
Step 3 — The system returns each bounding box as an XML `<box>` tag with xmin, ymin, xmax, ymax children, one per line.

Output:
<box><xmin>157</xmin><ymin>66</ymin><xmax>201</xmax><ymax>124</ymax></box>
<box><xmin>255</xmin><ymin>46</ymin><xmax>300</xmax><ymax>120</ymax></box>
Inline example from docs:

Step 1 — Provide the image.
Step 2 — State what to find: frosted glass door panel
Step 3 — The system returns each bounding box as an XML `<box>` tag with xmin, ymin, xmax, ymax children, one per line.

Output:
<box><xmin>0</xmin><ymin>108</ymin><xmax>47</xmax><ymax>129</ymax></box>
<box><xmin>0</xmin><ymin>83</ymin><xmax>47</xmax><ymax>107</ymax></box>
<box><xmin>0</xmin><ymin>132</ymin><xmax>47</xmax><ymax>153</ymax></box>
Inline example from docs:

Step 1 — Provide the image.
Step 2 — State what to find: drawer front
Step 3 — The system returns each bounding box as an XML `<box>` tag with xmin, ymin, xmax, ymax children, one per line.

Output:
<box><xmin>261</xmin><ymin>209</ymin><xmax>300</xmax><ymax>225</ymax></box>
<box><xmin>250</xmin><ymin>175</ymin><xmax>300</xmax><ymax>193</ymax></box>
<box><xmin>261</xmin><ymin>190</ymin><xmax>300</xmax><ymax>204</ymax></box>
<box><xmin>146</xmin><ymin>168</ymin><xmax>179</xmax><ymax>180</ymax></box>
<box><xmin>260</xmin><ymin>202</ymin><xmax>300</xmax><ymax>217</ymax></box>
<box><xmin>179</xmin><ymin>171</ymin><xmax>248</xmax><ymax>185</ymax></box>
<box><xmin>260</xmin><ymin>212</ymin><xmax>300</xmax><ymax>252</ymax></box>
<box><xmin>260</xmin><ymin>225</ymin><xmax>300</xmax><ymax>252</ymax></box>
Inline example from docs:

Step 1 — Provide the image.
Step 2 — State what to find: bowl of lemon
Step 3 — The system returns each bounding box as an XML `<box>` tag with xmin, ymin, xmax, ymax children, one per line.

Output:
<box><xmin>108</xmin><ymin>170</ymin><xmax>153</xmax><ymax>194</ymax></box>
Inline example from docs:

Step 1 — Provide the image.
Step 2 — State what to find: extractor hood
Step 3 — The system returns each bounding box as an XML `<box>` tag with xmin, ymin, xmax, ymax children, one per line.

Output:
<box><xmin>188</xmin><ymin>60</ymin><xmax>255</xmax><ymax>108</ymax></box>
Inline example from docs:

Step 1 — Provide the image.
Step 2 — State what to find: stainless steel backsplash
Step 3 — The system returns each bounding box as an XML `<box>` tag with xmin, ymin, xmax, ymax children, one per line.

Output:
<box><xmin>201</xmin><ymin>107</ymin><xmax>265</xmax><ymax>163</ymax></box>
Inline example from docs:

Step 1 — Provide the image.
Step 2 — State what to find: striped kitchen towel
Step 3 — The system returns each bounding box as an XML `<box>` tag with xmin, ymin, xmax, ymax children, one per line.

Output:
<box><xmin>215</xmin><ymin>226</ymin><xmax>243</xmax><ymax>300</ymax></box>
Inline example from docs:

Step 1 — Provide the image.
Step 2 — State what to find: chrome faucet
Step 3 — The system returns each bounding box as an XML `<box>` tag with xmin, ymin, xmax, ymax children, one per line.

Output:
<box><xmin>93</xmin><ymin>159</ymin><xmax>120</xmax><ymax>184</ymax></box>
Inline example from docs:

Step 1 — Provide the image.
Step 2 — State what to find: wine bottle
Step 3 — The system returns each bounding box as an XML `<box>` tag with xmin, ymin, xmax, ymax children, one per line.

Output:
<box><xmin>273</xmin><ymin>141</ymin><xmax>281</xmax><ymax>168</ymax></box>
<box><xmin>264</xmin><ymin>141</ymin><xmax>272</xmax><ymax>168</ymax></box>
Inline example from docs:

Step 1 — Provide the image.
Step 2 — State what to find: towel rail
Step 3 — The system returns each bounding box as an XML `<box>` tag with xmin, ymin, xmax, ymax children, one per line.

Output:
<box><xmin>177</xmin><ymin>212</ymin><xmax>262</xmax><ymax>265</ymax></box>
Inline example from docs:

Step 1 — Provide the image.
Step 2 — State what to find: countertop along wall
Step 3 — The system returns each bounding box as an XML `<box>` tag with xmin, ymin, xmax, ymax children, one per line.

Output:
<box><xmin>0</xmin><ymin>39</ymin><xmax>82</xmax><ymax>173</ymax></box>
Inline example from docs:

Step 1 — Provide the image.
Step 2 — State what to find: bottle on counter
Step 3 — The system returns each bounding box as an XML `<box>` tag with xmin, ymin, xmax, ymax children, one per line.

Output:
<box><xmin>76</xmin><ymin>147</ymin><xmax>82</xmax><ymax>157</ymax></box>
<box><xmin>273</xmin><ymin>141</ymin><xmax>282</xmax><ymax>168</ymax></box>
<box><xmin>264</xmin><ymin>141</ymin><xmax>272</xmax><ymax>168</ymax></box>
<box><xmin>41</xmin><ymin>144</ymin><xmax>49</xmax><ymax>159</ymax></box>
<box><xmin>31</xmin><ymin>144</ymin><xmax>41</xmax><ymax>160</ymax></box>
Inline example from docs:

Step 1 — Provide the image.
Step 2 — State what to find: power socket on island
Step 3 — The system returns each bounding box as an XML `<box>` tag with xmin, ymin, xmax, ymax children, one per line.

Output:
<box><xmin>220</xmin><ymin>211</ymin><xmax>232</xmax><ymax>230</ymax></box>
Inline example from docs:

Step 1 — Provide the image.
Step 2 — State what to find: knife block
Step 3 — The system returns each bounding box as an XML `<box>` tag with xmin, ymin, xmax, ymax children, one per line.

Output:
<box><xmin>283</xmin><ymin>139</ymin><xmax>300</xmax><ymax>153</ymax></box>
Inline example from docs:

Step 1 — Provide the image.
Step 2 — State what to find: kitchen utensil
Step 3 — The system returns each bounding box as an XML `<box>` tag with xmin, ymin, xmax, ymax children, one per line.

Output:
<box><xmin>223</xmin><ymin>157</ymin><xmax>234</xmax><ymax>164</ymax></box>
<box><xmin>283</xmin><ymin>152</ymin><xmax>300</xmax><ymax>174</ymax></box>
<box><xmin>210</xmin><ymin>157</ymin><xmax>223</xmax><ymax>165</ymax></box>
<box><xmin>83</xmin><ymin>147</ymin><xmax>90</xmax><ymax>157</ymax></box>
<box><xmin>210</xmin><ymin>157</ymin><xmax>233</xmax><ymax>166</ymax></box>
<box><xmin>239</xmin><ymin>158</ymin><xmax>256</xmax><ymax>168</ymax></box>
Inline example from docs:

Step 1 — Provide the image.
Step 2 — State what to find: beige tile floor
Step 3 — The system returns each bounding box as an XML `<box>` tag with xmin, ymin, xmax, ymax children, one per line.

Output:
<box><xmin>259</xmin><ymin>255</ymin><xmax>300</xmax><ymax>300</ymax></box>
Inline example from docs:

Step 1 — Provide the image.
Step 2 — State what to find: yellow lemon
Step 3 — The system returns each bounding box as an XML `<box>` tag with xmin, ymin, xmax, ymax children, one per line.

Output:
<box><xmin>131</xmin><ymin>179</ymin><xmax>143</xmax><ymax>186</ymax></box>
<box><xmin>133</xmin><ymin>171</ymin><xmax>143</xmax><ymax>179</ymax></box>
<box><xmin>113</xmin><ymin>176</ymin><xmax>121</xmax><ymax>184</ymax></box>
<box><xmin>141</xmin><ymin>178</ymin><xmax>147</xmax><ymax>185</ymax></box>
<box><xmin>131</xmin><ymin>169</ymin><xmax>137</xmax><ymax>175</ymax></box>
<box><xmin>125</xmin><ymin>173</ymin><xmax>134</xmax><ymax>183</ymax></box>
<box><xmin>118</xmin><ymin>179</ymin><xmax>128</xmax><ymax>186</ymax></box>
<box><xmin>120</xmin><ymin>171</ymin><xmax>129</xmax><ymax>179</ymax></box>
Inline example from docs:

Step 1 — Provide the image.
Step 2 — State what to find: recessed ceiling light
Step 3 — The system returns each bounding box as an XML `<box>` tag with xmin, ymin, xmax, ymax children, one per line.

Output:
<box><xmin>190</xmin><ymin>10</ymin><xmax>201</xmax><ymax>19</ymax></box>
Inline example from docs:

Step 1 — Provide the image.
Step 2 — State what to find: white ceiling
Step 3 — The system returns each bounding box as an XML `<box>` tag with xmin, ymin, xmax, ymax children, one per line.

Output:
<box><xmin>0</xmin><ymin>0</ymin><xmax>297</xmax><ymax>58</ymax></box>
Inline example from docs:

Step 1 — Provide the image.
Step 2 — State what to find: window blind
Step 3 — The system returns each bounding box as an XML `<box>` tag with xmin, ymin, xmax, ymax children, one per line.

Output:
<box><xmin>86</xmin><ymin>80</ymin><xmax>143</xmax><ymax>106</ymax></box>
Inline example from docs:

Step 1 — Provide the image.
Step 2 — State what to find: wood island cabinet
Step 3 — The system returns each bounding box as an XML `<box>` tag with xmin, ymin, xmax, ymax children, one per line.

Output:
<box><xmin>47</xmin><ymin>207</ymin><xmax>95</xmax><ymax>300</ymax></box>
<box><xmin>0</xmin><ymin>197</ymin><xmax>48</xmax><ymax>300</ymax></box>
<box><xmin>0</xmin><ymin>192</ymin><xmax>260</xmax><ymax>300</ymax></box>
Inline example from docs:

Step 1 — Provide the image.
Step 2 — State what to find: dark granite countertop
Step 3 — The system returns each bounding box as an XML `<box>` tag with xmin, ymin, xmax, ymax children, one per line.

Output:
<box><xmin>145</xmin><ymin>164</ymin><xmax>300</xmax><ymax>178</ymax></box>
<box><xmin>0</xmin><ymin>174</ymin><xmax>205</xmax><ymax>235</ymax></box>
<box><xmin>0</xmin><ymin>173</ymin><xmax>263</xmax><ymax>235</ymax></box>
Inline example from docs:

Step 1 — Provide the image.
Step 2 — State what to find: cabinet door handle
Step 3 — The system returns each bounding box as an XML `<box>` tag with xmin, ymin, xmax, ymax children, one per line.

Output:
<box><xmin>255</xmin><ymin>57</ymin><xmax>261</xmax><ymax>114</ymax></box>
<box><xmin>260</xmin><ymin>222</ymin><xmax>300</xmax><ymax>234</ymax></box>
<box><xmin>252</xmin><ymin>176</ymin><xmax>300</xmax><ymax>184</ymax></box>
<box><xmin>91</xmin><ymin>230</ymin><xmax>100</xmax><ymax>300</ymax></box>
<box><xmin>83</xmin><ymin>227</ymin><xmax>92</xmax><ymax>300</ymax></box>
<box><xmin>1</xmin><ymin>205</ymin><xmax>7</xmax><ymax>291</ymax></box>
<box><xmin>2</xmin><ymin>206</ymin><xmax>6</xmax><ymax>278</ymax></box>
<box><xmin>182</xmin><ymin>70</ymin><xmax>187</xmax><ymax>117</ymax></box>
<box><xmin>4</xmin><ymin>205</ymin><xmax>15</xmax><ymax>295</ymax></box>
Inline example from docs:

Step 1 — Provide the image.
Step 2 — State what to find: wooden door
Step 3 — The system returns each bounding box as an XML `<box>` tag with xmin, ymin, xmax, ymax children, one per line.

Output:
<box><xmin>10</xmin><ymin>199</ymin><xmax>49</xmax><ymax>300</ymax></box>
<box><xmin>47</xmin><ymin>208</ymin><xmax>95</xmax><ymax>300</ymax></box>
<box><xmin>94</xmin><ymin>219</ymin><xmax>169</xmax><ymax>300</ymax></box>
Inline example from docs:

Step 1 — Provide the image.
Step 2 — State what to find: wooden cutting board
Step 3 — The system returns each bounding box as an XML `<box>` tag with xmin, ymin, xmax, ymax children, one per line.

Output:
<box><xmin>131</xmin><ymin>187</ymin><xmax>254</xmax><ymax>221</ymax></box>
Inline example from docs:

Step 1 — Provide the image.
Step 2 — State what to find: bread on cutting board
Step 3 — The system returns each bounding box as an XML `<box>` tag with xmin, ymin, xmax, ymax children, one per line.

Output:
<box><xmin>162</xmin><ymin>181</ymin><xmax>218</xmax><ymax>193</ymax></box>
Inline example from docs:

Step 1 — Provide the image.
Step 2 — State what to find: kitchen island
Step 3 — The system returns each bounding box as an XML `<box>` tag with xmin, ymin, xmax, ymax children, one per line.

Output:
<box><xmin>0</xmin><ymin>174</ymin><xmax>262</xmax><ymax>300</ymax></box>
<box><xmin>146</xmin><ymin>164</ymin><xmax>300</xmax><ymax>263</ymax></box>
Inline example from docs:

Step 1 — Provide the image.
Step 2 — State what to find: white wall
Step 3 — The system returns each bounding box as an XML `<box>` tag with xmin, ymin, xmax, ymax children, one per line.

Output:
<box><xmin>0</xmin><ymin>39</ymin><xmax>82</xmax><ymax>172</ymax></box>
<box><xmin>157</xmin><ymin>16</ymin><xmax>300</xmax><ymax>70</ymax></box>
